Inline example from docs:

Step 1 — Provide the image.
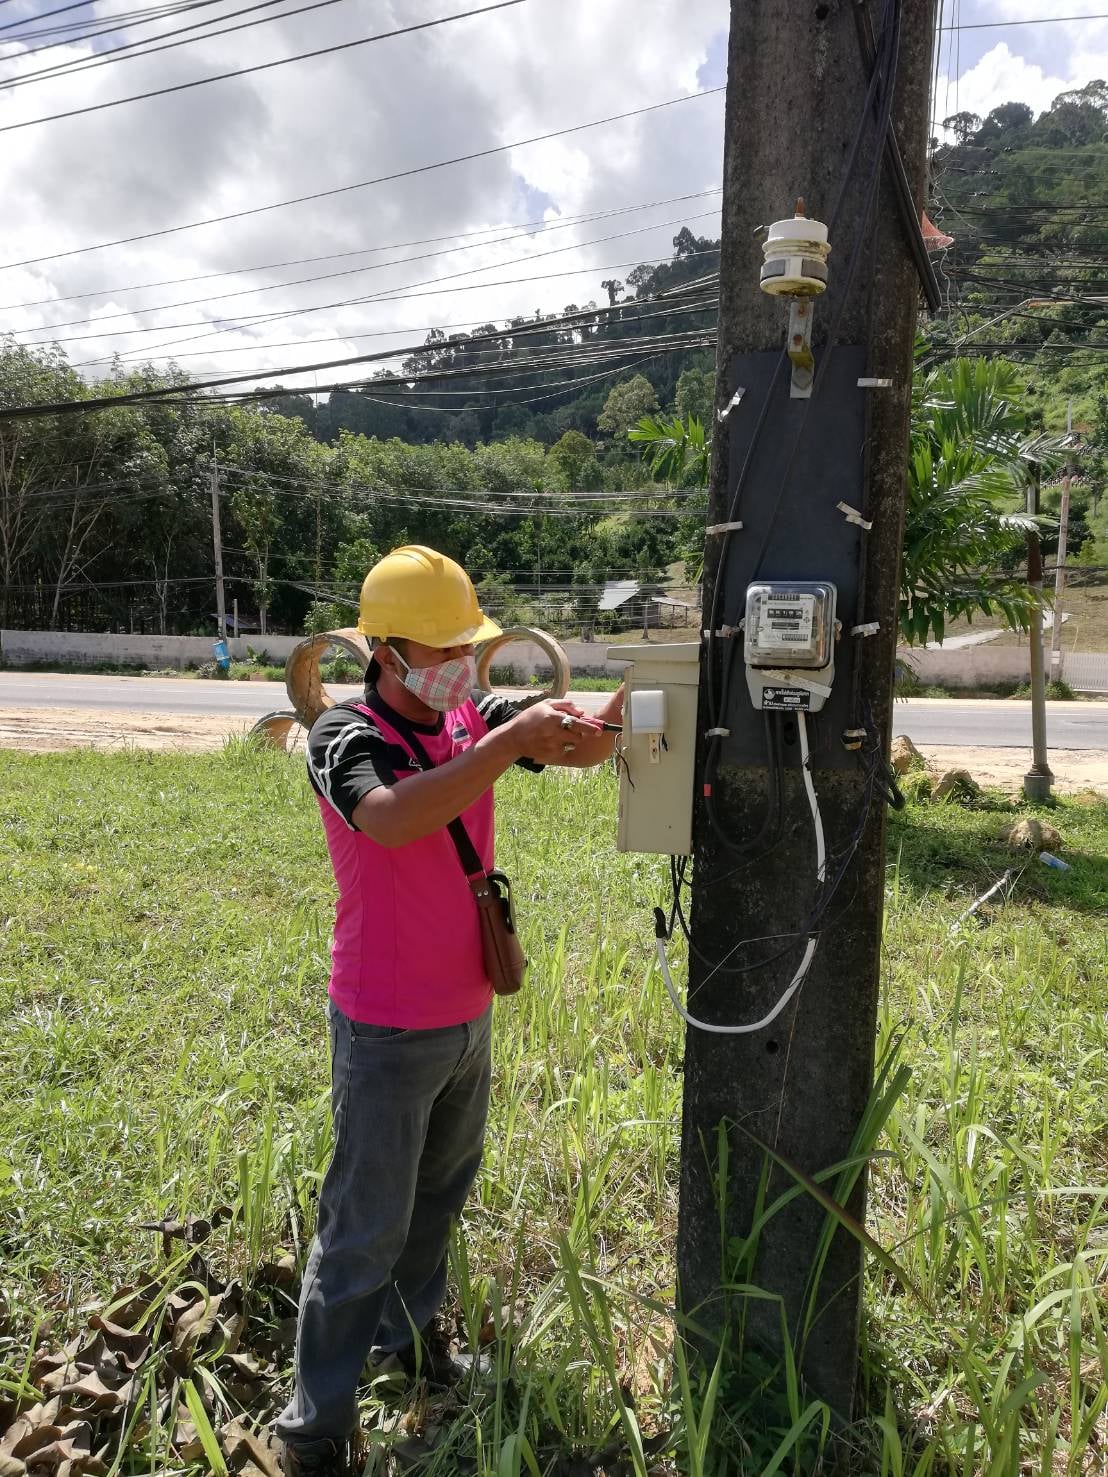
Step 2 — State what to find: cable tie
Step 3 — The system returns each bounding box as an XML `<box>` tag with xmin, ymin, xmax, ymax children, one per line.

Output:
<box><xmin>705</xmin><ymin>519</ymin><xmax>743</xmax><ymax>535</ymax></box>
<box><xmin>857</xmin><ymin>377</ymin><xmax>893</xmax><ymax>388</ymax></box>
<box><xmin>837</xmin><ymin>500</ymin><xmax>873</xmax><ymax>531</ymax></box>
<box><xmin>704</xmin><ymin>726</ymin><xmax>730</xmax><ymax>738</ymax></box>
<box><xmin>716</xmin><ymin>386</ymin><xmax>745</xmax><ymax>422</ymax></box>
<box><xmin>851</xmin><ymin>620</ymin><xmax>880</xmax><ymax>636</ymax></box>
<box><xmin>702</xmin><ymin>625</ymin><xmax>739</xmax><ymax>639</ymax></box>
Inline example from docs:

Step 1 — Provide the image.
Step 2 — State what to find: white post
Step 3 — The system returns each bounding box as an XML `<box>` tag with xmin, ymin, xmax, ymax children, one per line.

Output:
<box><xmin>1049</xmin><ymin>401</ymin><xmax>1072</xmax><ymax>683</ymax></box>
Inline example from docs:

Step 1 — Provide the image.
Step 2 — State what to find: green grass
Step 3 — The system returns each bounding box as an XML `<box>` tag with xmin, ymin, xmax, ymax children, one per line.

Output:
<box><xmin>0</xmin><ymin>752</ymin><xmax>1105</xmax><ymax>1473</ymax></box>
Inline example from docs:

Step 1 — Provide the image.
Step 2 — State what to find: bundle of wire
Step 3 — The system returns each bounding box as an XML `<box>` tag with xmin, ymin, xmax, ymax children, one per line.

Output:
<box><xmin>658</xmin><ymin>0</ymin><xmax>904</xmax><ymax>1034</ymax></box>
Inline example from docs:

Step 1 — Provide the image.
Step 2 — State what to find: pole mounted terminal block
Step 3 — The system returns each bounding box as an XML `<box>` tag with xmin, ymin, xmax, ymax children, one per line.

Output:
<box><xmin>743</xmin><ymin>581</ymin><xmax>838</xmax><ymax>713</ymax></box>
<box><xmin>759</xmin><ymin>199</ymin><xmax>831</xmax><ymax>399</ymax></box>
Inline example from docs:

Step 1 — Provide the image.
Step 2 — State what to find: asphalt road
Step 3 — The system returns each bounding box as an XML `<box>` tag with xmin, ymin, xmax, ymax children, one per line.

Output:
<box><xmin>1</xmin><ymin>672</ymin><xmax>1106</xmax><ymax>748</ymax></box>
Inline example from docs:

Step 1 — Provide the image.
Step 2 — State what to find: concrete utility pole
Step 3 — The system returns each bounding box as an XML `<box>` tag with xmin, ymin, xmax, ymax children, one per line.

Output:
<box><xmin>678</xmin><ymin>0</ymin><xmax>936</xmax><ymax>1420</ymax></box>
<box><xmin>1023</xmin><ymin>462</ymin><xmax>1053</xmax><ymax>801</ymax></box>
<box><xmin>210</xmin><ymin>446</ymin><xmax>227</xmax><ymax>639</ymax></box>
<box><xmin>1049</xmin><ymin>399</ymin><xmax>1073</xmax><ymax>683</ymax></box>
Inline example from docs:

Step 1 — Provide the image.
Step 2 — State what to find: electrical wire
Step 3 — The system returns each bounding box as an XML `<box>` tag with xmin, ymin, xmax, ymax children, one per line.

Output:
<box><xmin>0</xmin><ymin>87</ymin><xmax>725</xmax><ymax>271</ymax></box>
<box><xmin>0</xmin><ymin>0</ymin><xmax>533</xmax><ymax>134</ymax></box>
<box><xmin>0</xmin><ymin>0</ymin><xmax>209</xmax><ymax>52</ymax></box>
<box><xmin>1</xmin><ymin>0</ymin><xmax>363</xmax><ymax>89</ymax></box>
<box><xmin>655</xmin><ymin>711</ymin><xmax>823</xmax><ymax>1035</ymax></box>
<box><xmin>0</xmin><ymin>275</ymin><xmax>718</xmax><ymax>420</ymax></box>
<box><xmin>13</xmin><ymin>209</ymin><xmax>720</xmax><ymax>337</ymax></box>
<box><xmin>72</xmin><ymin>287</ymin><xmax>719</xmax><ymax>370</ymax></box>
<box><xmin>0</xmin><ymin>187</ymin><xmax>722</xmax><ymax>313</ymax></box>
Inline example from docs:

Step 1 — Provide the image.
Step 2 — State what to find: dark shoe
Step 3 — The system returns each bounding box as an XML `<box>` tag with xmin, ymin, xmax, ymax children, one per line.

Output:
<box><xmin>396</xmin><ymin>1324</ymin><xmax>491</xmax><ymax>1388</ymax></box>
<box><xmin>280</xmin><ymin>1437</ymin><xmax>353</xmax><ymax>1477</ymax></box>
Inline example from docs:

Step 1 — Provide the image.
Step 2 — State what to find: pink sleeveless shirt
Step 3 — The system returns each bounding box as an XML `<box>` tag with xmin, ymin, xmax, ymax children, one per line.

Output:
<box><xmin>315</xmin><ymin>696</ymin><xmax>495</xmax><ymax>1028</ymax></box>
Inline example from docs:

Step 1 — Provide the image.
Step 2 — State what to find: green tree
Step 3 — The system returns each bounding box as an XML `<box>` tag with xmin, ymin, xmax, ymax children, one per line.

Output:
<box><xmin>597</xmin><ymin>375</ymin><xmax>659</xmax><ymax>436</ymax></box>
<box><xmin>901</xmin><ymin>358</ymin><xmax>1063</xmax><ymax>644</ymax></box>
<box><xmin>547</xmin><ymin>430</ymin><xmax>600</xmax><ymax>492</ymax></box>
<box><xmin>628</xmin><ymin>412</ymin><xmax>708</xmax><ymax>487</ymax></box>
<box><xmin>674</xmin><ymin>367</ymin><xmax>714</xmax><ymax>425</ymax></box>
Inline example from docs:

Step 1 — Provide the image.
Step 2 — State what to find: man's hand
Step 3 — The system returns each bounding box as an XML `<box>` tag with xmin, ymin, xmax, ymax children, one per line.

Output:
<box><xmin>500</xmin><ymin>699</ymin><xmax>605</xmax><ymax>764</ymax></box>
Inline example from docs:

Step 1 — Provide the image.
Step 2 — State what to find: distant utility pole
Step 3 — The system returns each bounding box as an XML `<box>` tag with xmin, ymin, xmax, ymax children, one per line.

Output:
<box><xmin>679</xmin><ymin>0</ymin><xmax>936</xmax><ymax>1421</ymax></box>
<box><xmin>1049</xmin><ymin>399</ymin><xmax>1073</xmax><ymax>683</ymax></box>
<box><xmin>1023</xmin><ymin>461</ymin><xmax>1053</xmax><ymax>801</ymax></box>
<box><xmin>211</xmin><ymin>446</ymin><xmax>227</xmax><ymax>639</ymax></box>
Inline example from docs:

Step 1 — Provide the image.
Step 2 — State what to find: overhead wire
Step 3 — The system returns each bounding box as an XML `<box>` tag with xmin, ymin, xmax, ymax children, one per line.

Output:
<box><xmin>0</xmin><ymin>0</ymin><xmax>533</xmax><ymax>134</ymax></box>
<box><xmin>0</xmin><ymin>0</ymin><xmax>362</xmax><ymax>88</ymax></box>
<box><xmin>0</xmin><ymin>186</ymin><xmax>723</xmax><ymax>312</ymax></box>
<box><xmin>11</xmin><ymin>208</ymin><xmax>721</xmax><ymax>337</ymax></box>
<box><xmin>0</xmin><ymin>0</ymin><xmax>209</xmax><ymax>51</ymax></box>
<box><xmin>29</xmin><ymin>256</ymin><xmax>719</xmax><ymax>363</ymax></box>
<box><xmin>71</xmin><ymin>286</ymin><xmax>720</xmax><ymax>370</ymax></box>
<box><xmin>0</xmin><ymin>86</ymin><xmax>725</xmax><ymax>271</ymax></box>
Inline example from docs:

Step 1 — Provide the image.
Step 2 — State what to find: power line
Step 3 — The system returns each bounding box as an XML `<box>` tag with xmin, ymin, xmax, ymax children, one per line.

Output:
<box><xmin>939</xmin><ymin>11</ymin><xmax>1108</xmax><ymax>26</ymax></box>
<box><xmin>0</xmin><ymin>0</ymin><xmax>100</xmax><ymax>34</ymax></box>
<box><xmin>0</xmin><ymin>0</ymin><xmax>207</xmax><ymax>50</ymax></box>
<box><xmin>71</xmin><ymin>287</ymin><xmax>718</xmax><ymax>370</ymax></box>
<box><xmin>13</xmin><ymin>208</ymin><xmax>719</xmax><ymax>336</ymax></box>
<box><xmin>53</xmin><ymin>253</ymin><xmax>720</xmax><ymax>361</ymax></box>
<box><xmin>0</xmin><ymin>0</ymin><xmax>360</xmax><ymax>89</ymax></box>
<box><xmin>0</xmin><ymin>188</ymin><xmax>722</xmax><ymax>313</ymax></box>
<box><xmin>0</xmin><ymin>87</ymin><xmax>725</xmax><ymax>271</ymax></box>
<box><xmin>0</xmin><ymin>277</ymin><xmax>719</xmax><ymax>419</ymax></box>
<box><xmin>0</xmin><ymin>0</ymin><xmax>532</xmax><ymax>134</ymax></box>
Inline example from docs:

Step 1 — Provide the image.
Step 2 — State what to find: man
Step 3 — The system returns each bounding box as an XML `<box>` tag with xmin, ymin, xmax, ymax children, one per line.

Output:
<box><xmin>276</xmin><ymin>545</ymin><xmax>623</xmax><ymax>1475</ymax></box>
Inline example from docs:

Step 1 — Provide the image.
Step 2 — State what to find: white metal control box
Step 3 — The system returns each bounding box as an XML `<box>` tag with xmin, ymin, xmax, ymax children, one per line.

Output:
<box><xmin>606</xmin><ymin>642</ymin><xmax>700</xmax><ymax>856</ymax></box>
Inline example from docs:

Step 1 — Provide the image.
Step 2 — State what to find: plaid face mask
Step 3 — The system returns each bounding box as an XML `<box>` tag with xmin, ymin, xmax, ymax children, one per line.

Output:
<box><xmin>393</xmin><ymin>649</ymin><xmax>477</xmax><ymax>713</ymax></box>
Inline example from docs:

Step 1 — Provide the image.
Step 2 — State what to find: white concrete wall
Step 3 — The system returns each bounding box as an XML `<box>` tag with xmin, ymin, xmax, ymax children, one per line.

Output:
<box><xmin>0</xmin><ymin>629</ymin><xmax>301</xmax><ymax>669</ymax></box>
<box><xmin>0</xmin><ymin>630</ymin><xmax>635</xmax><ymax>677</ymax></box>
<box><xmin>896</xmin><ymin>646</ymin><xmax>1032</xmax><ymax>688</ymax></box>
<box><xmin>2</xmin><ymin>628</ymin><xmax>1102</xmax><ymax>690</ymax></box>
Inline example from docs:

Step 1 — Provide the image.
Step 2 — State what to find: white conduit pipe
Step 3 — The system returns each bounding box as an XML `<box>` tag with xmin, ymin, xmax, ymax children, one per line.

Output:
<box><xmin>657</xmin><ymin>711</ymin><xmax>823</xmax><ymax>1036</ymax></box>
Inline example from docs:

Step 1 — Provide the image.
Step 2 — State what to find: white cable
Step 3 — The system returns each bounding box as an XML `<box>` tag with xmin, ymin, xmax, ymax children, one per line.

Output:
<box><xmin>798</xmin><ymin>711</ymin><xmax>826</xmax><ymax>885</ymax></box>
<box><xmin>657</xmin><ymin>712</ymin><xmax>823</xmax><ymax>1035</ymax></box>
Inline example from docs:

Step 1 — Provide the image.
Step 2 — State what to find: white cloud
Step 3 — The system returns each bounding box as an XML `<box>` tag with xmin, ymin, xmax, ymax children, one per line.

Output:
<box><xmin>0</xmin><ymin>0</ymin><xmax>725</xmax><ymax>390</ymax></box>
<box><xmin>935</xmin><ymin>37</ymin><xmax>1108</xmax><ymax>133</ymax></box>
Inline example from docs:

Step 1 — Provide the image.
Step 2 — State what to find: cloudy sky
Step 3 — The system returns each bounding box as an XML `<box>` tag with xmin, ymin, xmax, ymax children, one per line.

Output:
<box><xmin>0</xmin><ymin>0</ymin><xmax>1100</xmax><ymax>394</ymax></box>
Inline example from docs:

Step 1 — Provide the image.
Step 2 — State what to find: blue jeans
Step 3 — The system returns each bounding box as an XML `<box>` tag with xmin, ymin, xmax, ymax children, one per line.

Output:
<box><xmin>275</xmin><ymin>999</ymin><xmax>493</xmax><ymax>1446</ymax></box>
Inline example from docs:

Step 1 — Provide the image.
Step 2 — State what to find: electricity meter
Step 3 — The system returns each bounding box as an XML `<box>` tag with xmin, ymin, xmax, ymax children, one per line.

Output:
<box><xmin>743</xmin><ymin>581</ymin><xmax>837</xmax><ymax>713</ymax></box>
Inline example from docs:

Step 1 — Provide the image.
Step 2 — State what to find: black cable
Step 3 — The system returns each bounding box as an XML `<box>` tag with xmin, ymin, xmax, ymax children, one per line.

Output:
<box><xmin>0</xmin><ymin>87</ymin><xmax>723</xmax><ymax>267</ymax></box>
<box><xmin>0</xmin><ymin>275</ymin><xmax>717</xmax><ymax>421</ymax></box>
<box><xmin>77</xmin><ymin>266</ymin><xmax>719</xmax><ymax>366</ymax></box>
<box><xmin>0</xmin><ymin>0</ymin><xmax>531</xmax><ymax>134</ymax></box>
<box><xmin>16</xmin><ymin>209</ymin><xmax>719</xmax><ymax>336</ymax></box>
<box><xmin>0</xmin><ymin>187</ymin><xmax>722</xmax><ymax>312</ymax></box>
<box><xmin>703</xmin><ymin>0</ymin><xmax>897</xmax><ymax>730</ymax></box>
<box><xmin>1</xmin><ymin>0</ymin><xmax>205</xmax><ymax>51</ymax></box>
<box><xmin>2</xmin><ymin>0</ymin><xmax>359</xmax><ymax>89</ymax></box>
<box><xmin>749</xmin><ymin>0</ymin><xmax>901</xmax><ymax>581</ymax></box>
<box><xmin>0</xmin><ymin>0</ymin><xmax>98</xmax><ymax>33</ymax></box>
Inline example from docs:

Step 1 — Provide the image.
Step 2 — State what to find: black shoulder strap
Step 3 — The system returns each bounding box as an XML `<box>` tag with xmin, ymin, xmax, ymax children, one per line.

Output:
<box><xmin>363</xmin><ymin>689</ymin><xmax>486</xmax><ymax>879</ymax></box>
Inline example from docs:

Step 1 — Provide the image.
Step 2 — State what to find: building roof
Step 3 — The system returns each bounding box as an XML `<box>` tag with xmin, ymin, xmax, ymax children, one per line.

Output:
<box><xmin>596</xmin><ymin>579</ymin><xmax>667</xmax><ymax>611</ymax></box>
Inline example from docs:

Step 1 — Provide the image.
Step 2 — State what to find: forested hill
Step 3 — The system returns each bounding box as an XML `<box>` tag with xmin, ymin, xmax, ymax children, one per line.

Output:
<box><xmin>929</xmin><ymin>82</ymin><xmax>1108</xmax><ymax>426</ymax></box>
<box><xmin>266</xmin><ymin>226</ymin><xmax>719</xmax><ymax>448</ymax></box>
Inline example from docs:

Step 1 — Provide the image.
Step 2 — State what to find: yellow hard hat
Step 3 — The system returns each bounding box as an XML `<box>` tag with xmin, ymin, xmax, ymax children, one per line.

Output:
<box><xmin>357</xmin><ymin>545</ymin><xmax>502</xmax><ymax>647</ymax></box>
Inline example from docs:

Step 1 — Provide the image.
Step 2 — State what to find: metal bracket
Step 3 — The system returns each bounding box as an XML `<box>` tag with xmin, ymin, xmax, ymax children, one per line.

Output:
<box><xmin>787</xmin><ymin>299</ymin><xmax>815</xmax><ymax>398</ymax></box>
<box><xmin>716</xmin><ymin>387</ymin><xmax>746</xmax><ymax>422</ymax></box>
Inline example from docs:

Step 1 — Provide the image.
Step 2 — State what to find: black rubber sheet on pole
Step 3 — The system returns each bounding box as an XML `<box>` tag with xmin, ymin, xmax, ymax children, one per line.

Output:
<box><xmin>721</xmin><ymin>345</ymin><xmax>868</xmax><ymax>772</ymax></box>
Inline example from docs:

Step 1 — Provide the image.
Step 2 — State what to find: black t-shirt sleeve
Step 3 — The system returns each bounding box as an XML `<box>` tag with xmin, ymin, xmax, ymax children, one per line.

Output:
<box><xmin>305</xmin><ymin>706</ymin><xmax>400</xmax><ymax>828</ymax></box>
<box><xmin>473</xmin><ymin>691</ymin><xmax>544</xmax><ymax>773</ymax></box>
